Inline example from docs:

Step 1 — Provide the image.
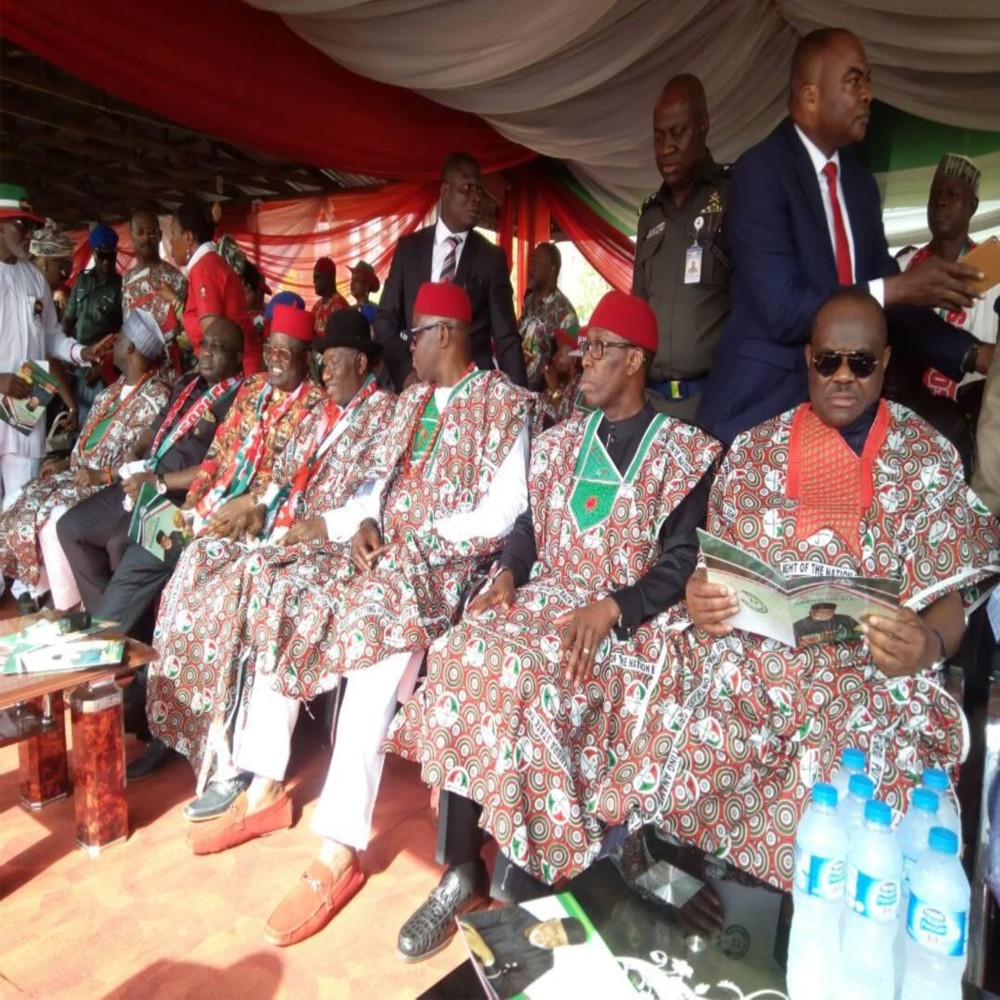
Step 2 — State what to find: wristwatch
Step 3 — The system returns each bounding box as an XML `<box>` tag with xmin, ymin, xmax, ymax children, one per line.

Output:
<box><xmin>155</xmin><ymin>476</ymin><xmax>168</xmax><ymax>496</ymax></box>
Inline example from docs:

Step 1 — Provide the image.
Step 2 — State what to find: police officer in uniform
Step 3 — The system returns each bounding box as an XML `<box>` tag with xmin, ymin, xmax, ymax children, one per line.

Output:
<box><xmin>633</xmin><ymin>73</ymin><xmax>731</xmax><ymax>422</ymax></box>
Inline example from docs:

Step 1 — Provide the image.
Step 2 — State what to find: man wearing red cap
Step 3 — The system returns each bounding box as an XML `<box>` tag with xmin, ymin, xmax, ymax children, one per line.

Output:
<box><xmin>387</xmin><ymin>290</ymin><xmax>722</xmax><ymax>961</ymax></box>
<box><xmin>182</xmin><ymin>281</ymin><xmax>533</xmax><ymax>948</ymax></box>
<box><xmin>117</xmin><ymin>306</ymin><xmax>323</xmax><ymax>776</ymax></box>
<box><xmin>311</xmin><ymin>257</ymin><xmax>350</xmax><ymax>337</ymax></box>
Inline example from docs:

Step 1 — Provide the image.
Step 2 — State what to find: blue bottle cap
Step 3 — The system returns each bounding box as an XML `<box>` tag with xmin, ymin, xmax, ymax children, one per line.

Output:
<box><xmin>864</xmin><ymin>799</ymin><xmax>891</xmax><ymax>826</ymax></box>
<box><xmin>922</xmin><ymin>767</ymin><xmax>949</xmax><ymax>792</ymax></box>
<box><xmin>812</xmin><ymin>782</ymin><xmax>838</xmax><ymax>808</ymax></box>
<box><xmin>928</xmin><ymin>827</ymin><xmax>959</xmax><ymax>855</ymax></box>
<box><xmin>848</xmin><ymin>773</ymin><xmax>875</xmax><ymax>799</ymax></box>
<box><xmin>911</xmin><ymin>788</ymin><xmax>939</xmax><ymax>814</ymax></box>
<box><xmin>841</xmin><ymin>747</ymin><xmax>866</xmax><ymax>771</ymax></box>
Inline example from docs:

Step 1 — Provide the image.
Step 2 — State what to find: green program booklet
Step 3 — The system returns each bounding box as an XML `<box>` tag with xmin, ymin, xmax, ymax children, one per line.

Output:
<box><xmin>127</xmin><ymin>481</ymin><xmax>193</xmax><ymax>567</ymax></box>
<box><xmin>0</xmin><ymin>360</ymin><xmax>61</xmax><ymax>435</ymax></box>
<box><xmin>698</xmin><ymin>530</ymin><xmax>901</xmax><ymax>648</ymax></box>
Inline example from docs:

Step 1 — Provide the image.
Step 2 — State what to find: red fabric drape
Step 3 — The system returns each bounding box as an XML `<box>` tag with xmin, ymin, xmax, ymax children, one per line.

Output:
<box><xmin>67</xmin><ymin>181</ymin><xmax>439</xmax><ymax>303</ymax></box>
<box><xmin>498</xmin><ymin>165</ymin><xmax>634</xmax><ymax>301</ymax></box>
<box><xmin>1</xmin><ymin>0</ymin><xmax>532</xmax><ymax>179</ymax></box>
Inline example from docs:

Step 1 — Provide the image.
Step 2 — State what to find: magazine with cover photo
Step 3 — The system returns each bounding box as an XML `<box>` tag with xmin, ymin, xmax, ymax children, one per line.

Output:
<box><xmin>127</xmin><ymin>481</ymin><xmax>193</xmax><ymax>567</ymax></box>
<box><xmin>697</xmin><ymin>530</ymin><xmax>901</xmax><ymax>648</ymax></box>
<box><xmin>0</xmin><ymin>360</ymin><xmax>62</xmax><ymax>435</ymax></box>
<box><xmin>457</xmin><ymin>892</ymin><xmax>632</xmax><ymax>999</ymax></box>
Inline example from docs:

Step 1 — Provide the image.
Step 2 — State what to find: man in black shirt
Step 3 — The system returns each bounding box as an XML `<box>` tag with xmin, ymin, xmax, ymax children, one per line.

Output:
<box><xmin>387</xmin><ymin>291</ymin><xmax>722</xmax><ymax>962</ymax></box>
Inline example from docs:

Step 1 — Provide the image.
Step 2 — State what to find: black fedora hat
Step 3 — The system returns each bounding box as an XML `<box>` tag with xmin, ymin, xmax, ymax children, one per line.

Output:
<box><xmin>315</xmin><ymin>308</ymin><xmax>381</xmax><ymax>361</ymax></box>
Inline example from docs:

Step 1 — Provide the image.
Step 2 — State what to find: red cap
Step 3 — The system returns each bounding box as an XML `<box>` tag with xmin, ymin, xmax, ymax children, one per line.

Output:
<box><xmin>582</xmin><ymin>291</ymin><xmax>658</xmax><ymax>353</ymax></box>
<box><xmin>270</xmin><ymin>303</ymin><xmax>314</xmax><ymax>344</ymax></box>
<box><xmin>314</xmin><ymin>256</ymin><xmax>336</xmax><ymax>277</ymax></box>
<box><xmin>413</xmin><ymin>281</ymin><xmax>472</xmax><ymax>324</ymax></box>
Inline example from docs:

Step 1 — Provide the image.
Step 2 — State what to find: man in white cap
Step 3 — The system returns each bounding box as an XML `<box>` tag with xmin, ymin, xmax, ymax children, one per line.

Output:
<box><xmin>894</xmin><ymin>154</ymin><xmax>998</xmax><ymax>464</ymax></box>
<box><xmin>0</xmin><ymin>182</ymin><xmax>113</xmax><ymax>607</ymax></box>
<box><xmin>0</xmin><ymin>308</ymin><xmax>171</xmax><ymax>611</ymax></box>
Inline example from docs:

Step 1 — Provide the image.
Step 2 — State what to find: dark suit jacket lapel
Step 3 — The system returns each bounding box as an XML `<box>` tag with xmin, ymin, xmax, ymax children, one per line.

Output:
<box><xmin>453</xmin><ymin>229</ymin><xmax>479</xmax><ymax>288</ymax></box>
<box><xmin>781</xmin><ymin>119</ymin><xmax>837</xmax><ymax>277</ymax></box>
<box><xmin>415</xmin><ymin>226</ymin><xmax>435</xmax><ymax>285</ymax></box>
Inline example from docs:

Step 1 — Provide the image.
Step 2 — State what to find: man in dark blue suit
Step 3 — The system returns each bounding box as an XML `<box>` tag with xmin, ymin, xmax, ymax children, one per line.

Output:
<box><xmin>697</xmin><ymin>28</ymin><xmax>992</xmax><ymax>444</ymax></box>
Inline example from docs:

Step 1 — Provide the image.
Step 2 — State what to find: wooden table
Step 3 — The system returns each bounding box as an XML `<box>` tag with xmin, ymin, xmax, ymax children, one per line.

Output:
<box><xmin>1</xmin><ymin>612</ymin><xmax>157</xmax><ymax>855</ymax></box>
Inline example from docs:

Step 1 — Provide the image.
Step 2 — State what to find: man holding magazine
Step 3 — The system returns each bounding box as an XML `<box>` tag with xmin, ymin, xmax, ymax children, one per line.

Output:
<box><xmin>599</xmin><ymin>288</ymin><xmax>1000</xmax><ymax>892</ymax></box>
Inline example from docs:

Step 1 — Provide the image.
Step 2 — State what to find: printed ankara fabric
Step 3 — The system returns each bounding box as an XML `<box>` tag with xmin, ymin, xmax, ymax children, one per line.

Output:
<box><xmin>387</xmin><ymin>410</ymin><xmax>721</xmax><ymax>884</ymax></box>
<box><xmin>0</xmin><ymin>375</ymin><xmax>170</xmax><ymax>588</ymax></box>
<box><xmin>250</xmin><ymin>371</ymin><xmax>533</xmax><ymax>703</ymax></box>
<box><xmin>596</xmin><ymin>402</ymin><xmax>1000</xmax><ymax>891</ymax></box>
<box><xmin>148</xmin><ymin>387</ymin><xmax>394</xmax><ymax>786</ymax></box>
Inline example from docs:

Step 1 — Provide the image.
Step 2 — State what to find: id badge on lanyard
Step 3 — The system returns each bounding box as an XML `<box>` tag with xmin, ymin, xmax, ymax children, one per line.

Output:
<box><xmin>684</xmin><ymin>216</ymin><xmax>704</xmax><ymax>285</ymax></box>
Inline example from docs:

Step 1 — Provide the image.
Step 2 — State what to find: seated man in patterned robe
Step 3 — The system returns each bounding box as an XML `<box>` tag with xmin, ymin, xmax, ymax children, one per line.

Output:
<box><xmin>183</xmin><ymin>282</ymin><xmax>533</xmax><ymax>950</ymax></box>
<box><xmin>0</xmin><ymin>310</ymin><xmax>171</xmax><ymax>610</ymax></box>
<box><xmin>601</xmin><ymin>288</ymin><xmax>1000</xmax><ymax>892</ymax></box>
<box><xmin>146</xmin><ymin>310</ymin><xmax>395</xmax><ymax>815</ymax></box>
<box><xmin>387</xmin><ymin>291</ymin><xmax>721</xmax><ymax>962</ymax></box>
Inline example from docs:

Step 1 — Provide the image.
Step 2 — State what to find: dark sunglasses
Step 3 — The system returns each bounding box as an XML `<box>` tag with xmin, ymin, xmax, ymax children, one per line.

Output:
<box><xmin>811</xmin><ymin>350</ymin><xmax>878</xmax><ymax>379</ymax></box>
<box><xmin>94</xmin><ymin>249</ymin><xmax>116</xmax><ymax>261</ymax></box>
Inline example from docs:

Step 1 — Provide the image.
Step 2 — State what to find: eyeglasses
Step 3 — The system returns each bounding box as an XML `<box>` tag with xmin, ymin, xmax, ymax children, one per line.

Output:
<box><xmin>263</xmin><ymin>343</ymin><xmax>308</xmax><ymax>365</ymax></box>
<box><xmin>448</xmin><ymin>181</ymin><xmax>485</xmax><ymax>199</ymax></box>
<box><xmin>406</xmin><ymin>321</ymin><xmax>454</xmax><ymax>343</ymax></box>
<box><xmin>811</xmin><ymin>350</ymin><xmax>879</xmax><ymax>378</ymax></box>
<box><xmin>579</xmin><ymin>338</ymin><xmax>635</xmax><ymax>361</ymax></box>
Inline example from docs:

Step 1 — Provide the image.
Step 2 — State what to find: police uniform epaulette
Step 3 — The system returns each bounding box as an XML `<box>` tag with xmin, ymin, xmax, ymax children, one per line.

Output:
<box><xmin>638</xmin><ymin>191</ymin><xmax>659</xmax><ymax>216</ymax></box>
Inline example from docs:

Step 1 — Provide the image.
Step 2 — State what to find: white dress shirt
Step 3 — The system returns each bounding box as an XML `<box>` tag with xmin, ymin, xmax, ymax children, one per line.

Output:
<box><xmin>430</xmin><ymin>218</ymin><xmax>469</xmax><ymax>283</ymax></box>
<box><xmin>793</xmin><ymin>125</ymin><xmax>884</xmax><ymax>306</ymax></box>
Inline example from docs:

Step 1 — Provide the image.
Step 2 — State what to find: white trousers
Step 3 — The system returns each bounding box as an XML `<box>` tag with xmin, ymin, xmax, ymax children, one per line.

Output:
<box><xmin>236</xmin><ymin>650</ymin><xmax>416</xmax><ymax>851</ymax></box>
<box><xmin>38</xmin><ymin>506</ymin><xmax>80</xmax><ymax>608</ymax></box>
<box><xmin>1</xmin><ymin>454</ymin><xmax>41</xmax><ymax>598</ymax></box>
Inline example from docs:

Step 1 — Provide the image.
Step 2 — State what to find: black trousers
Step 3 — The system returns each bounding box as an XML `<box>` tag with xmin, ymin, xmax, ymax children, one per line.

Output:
<box><xmin>57</xmin><ymin>484</ymin><xmax>176</xmax><ymax>643</ymax></box>
<box><xmin>436</xmin><ymin>790</ymin><xmax>551</xmax><ymax>902</ymax></box>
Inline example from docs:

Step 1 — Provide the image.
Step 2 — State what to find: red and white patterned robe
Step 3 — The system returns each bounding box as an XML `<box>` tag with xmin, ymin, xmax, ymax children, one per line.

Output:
<box><xmin>597</xmin><ymin>402</ymin><xmax>1000</xmax><ymax>890</ymax></box>
<box><xmin>387</xmin><ymin>409</ymin><xmax>721</xmax><ymax>884</ymax></box>
<box><xmin>147</xmin><ymin>386</ymin><xmax>395</xmax><ymax>784</ymax></box>
<box><xmin>249</xmin><ymin>370</ymin><xmax>534</xmax><ymax>702</ymax></box>
<box><xmin>0</xmin><ymin>374</ymin><xmax>170</xmax><ymax>587</ymax></box>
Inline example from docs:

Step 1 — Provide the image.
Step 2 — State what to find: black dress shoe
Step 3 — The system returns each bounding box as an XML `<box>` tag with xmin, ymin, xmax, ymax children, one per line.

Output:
<box><xmin>397</xmin><ymin>861</ymin><xmax>489</xmax><ymax>962</ymax></box>
<box><xmin>126</xmin><ymin>739</ymin><xmax>175</xmax><ymax>782</ymax></box>
<box><xmin>183</xmin><ymin>772</ymin><xmax>253</xmax><ymax>822</ymax></box>
<box><xmin>15</xmin><ymin>592</ymin><xmax>40</xmax><ymax>615</ymax></box>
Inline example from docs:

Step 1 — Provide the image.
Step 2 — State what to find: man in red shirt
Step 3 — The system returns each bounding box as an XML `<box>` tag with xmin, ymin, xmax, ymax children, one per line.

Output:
<box><xmin>163</xmin><ymin>197</ymin><xmax>261</xmax><ymax>375</ymax></box>
<box><xmin>311</xmin><ymin>256</ymin><xmax>349</xmax><ymax>337</ymax></box>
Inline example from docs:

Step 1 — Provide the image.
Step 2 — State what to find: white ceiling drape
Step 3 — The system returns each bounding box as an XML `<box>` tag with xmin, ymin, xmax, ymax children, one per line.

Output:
<box><xmin>249</xmin><ymin>0</ymin><xmax>1000</xmax><ymax>228</ymax></box>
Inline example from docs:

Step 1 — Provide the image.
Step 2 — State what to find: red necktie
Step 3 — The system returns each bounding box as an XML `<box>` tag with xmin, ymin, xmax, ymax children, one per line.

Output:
<box><xmin>822</xmin><ymin>161</ymin><xmax>853</xmax><ymax>285</ymax></box>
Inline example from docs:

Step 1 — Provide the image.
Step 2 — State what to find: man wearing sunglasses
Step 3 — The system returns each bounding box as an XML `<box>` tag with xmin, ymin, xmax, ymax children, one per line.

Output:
<box><xmin>375</xmin><ymin>152</ymin><xmax>527</xmax><ymax>391</ymax></box>
<box><xmin>62</xmin><ymin>222</ymin><xmax>124</xmax><ymax>426</ymax></box>
<box><xmin>697</xmin><ymin>28</ymin><xmax>991</xmax><ymax>446</ymax></box>
<box><xmin>602</xmin><ymin>288</ymin><xmax>1000</xmax><ymax>893</ymax></box>
<box><xmin>387</xmin><ymin>290</ymin><xmax>722</xmax><ymax>962</ymax></box>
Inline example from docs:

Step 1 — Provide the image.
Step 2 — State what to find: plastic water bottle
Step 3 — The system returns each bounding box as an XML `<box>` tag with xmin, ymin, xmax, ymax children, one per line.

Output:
<box><xmin>787</xmin><ymin>783</ymin><xmax>848</xmax><ymax>1000</ymax></box>
<box><xmin>838</xmin><ymin>773</ymin><xmax>875</xmax><ymax>838</ymax></box>
<box><xmin>920</xmin><ymin>768</ymin><xmax>961</xmax><ymax>839</ymax></box>
<box><xmin>839</xmin><ymin>800</ymin><xmax>902</xmax><ymax>999</ymax></box>
<box><xmin>893</xmin><ymin>788</ymin><xmax>940</xmax><ymax>983</ymax></box>
<box><xmin>900</xmin><ymin>827</ymin><xmax>969</xmax><ymax>1000</ymax></box>
<box><xmin>831</xmin><ymin>747</ymin><xmax>867</xmax><ymax>802</ymax></box>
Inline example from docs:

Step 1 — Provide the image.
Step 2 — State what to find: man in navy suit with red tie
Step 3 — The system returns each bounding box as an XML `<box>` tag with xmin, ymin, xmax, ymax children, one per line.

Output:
<box><xmin>375</xmin><ymin>152</ymin><xmax>527</xmax><ymax>391</ymax></box>
<box><xmin>697</xmin><ymin>27</ymin><xmax>992</xmax><ymax>444</ymax></box>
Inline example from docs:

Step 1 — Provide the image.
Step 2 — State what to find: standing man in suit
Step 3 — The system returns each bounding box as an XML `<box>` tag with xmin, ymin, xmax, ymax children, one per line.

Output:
<box><xmin>696</xmin><ymin>28</ymin><xmax>991</xmax><ymax>444</ymax></box>
<box><xmin>375</xmin><ymin>152</ymin><xmax>527</xmax><ymax>390</ymax></box>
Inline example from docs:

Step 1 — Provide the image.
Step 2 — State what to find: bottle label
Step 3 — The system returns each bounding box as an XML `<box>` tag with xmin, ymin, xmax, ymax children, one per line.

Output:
<box><xmin>794</xmin><ymin>845</ymin><xmax>846</xmax><ymax>899</ymax></box>
<box><xmin>846</xmin><ymin>864</ymin><xmax>900</xmax><ymax>921</ymax></box>
<box><xmin>906</xmin><ymin>894</ymin><xmax>967</xmax><ymax>957</ymax></box>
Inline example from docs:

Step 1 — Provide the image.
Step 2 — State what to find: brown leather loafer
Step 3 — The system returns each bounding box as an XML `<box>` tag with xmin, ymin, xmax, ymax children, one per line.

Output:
<box><xmin>186</xmin><ymin>791</ymin><xmax>293</xmax><ymax>856</ymax></box>
<box><xmin>264</xmin><ymin>857</ymin><xmax>366</xmax><ymax>947</ymax></box>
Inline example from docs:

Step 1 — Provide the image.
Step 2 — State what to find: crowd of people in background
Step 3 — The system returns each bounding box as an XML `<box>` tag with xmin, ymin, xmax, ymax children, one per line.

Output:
<box><xmin>1</xmin><ymin>24</ymin><xmax>998</xmax><ymax>963</ymax></box>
